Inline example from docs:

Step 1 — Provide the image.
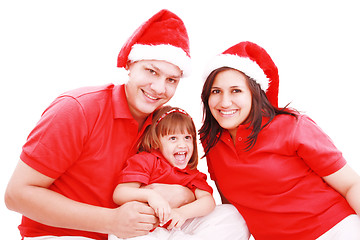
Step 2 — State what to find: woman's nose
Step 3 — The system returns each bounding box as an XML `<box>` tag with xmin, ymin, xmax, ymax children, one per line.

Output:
<box><xmin>220</xmin><ymin>93</ymin><xmax>232</xmax><ymax>108</ymax></box>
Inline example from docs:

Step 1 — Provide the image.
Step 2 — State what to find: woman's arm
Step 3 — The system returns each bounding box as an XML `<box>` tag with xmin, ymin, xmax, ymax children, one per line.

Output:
<box><xmin>323</xmin><ymin>163</ymin><xmax>360</xmax><ymax>215</ymax></box>
<box><xmin>215</xmin><ymin>181</ymin><xmax>231</xmax><ymax>204</ymax></box>
<box><xmin>167</xmin><ymin>188</ymin><xmax>216</xmax><ymax>229</ymax></box>
<box><xmin>113</xmin><ymin>182</ymin><xmax>171</xmax><ymax>225</ymax></box>
<box><xmin>5</xmin><ymin>160</ymin><xmax>157</xmax><ymax>238</ymax></box>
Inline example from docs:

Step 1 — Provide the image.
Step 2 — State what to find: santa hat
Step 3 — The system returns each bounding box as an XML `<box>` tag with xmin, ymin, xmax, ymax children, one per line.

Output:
<box><xmin>203</xmin><ymin>41</ymin><xmax>279</xmax><ymax>107</ymax></box>
<box><xmin>117</xmin><ymin>9</ymin><xmax>191</xmax><ymax>77</ymax></box>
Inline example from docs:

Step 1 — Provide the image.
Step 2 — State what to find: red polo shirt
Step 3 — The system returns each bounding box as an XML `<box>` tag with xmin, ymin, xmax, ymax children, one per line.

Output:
<box><xmin>119</xmin><ymin>151</ymin><xmax>213</xmax><ymax>194</ymax></box>
<box><xmin>204</xmin><ymin>114</ymin><xmax>354</xmax><ymax>240</ymax></box>
<box><xmin>19</xmin><ymin>84</ymin><xmax>152</xmax><ymax>240</ymax></box>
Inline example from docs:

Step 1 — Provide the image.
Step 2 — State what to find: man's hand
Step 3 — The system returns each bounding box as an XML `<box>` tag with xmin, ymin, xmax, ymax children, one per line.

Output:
<box><xmin>109</xmin><ymin>201</ymin><xmax>157</xmax><ymax>238</ymax></box>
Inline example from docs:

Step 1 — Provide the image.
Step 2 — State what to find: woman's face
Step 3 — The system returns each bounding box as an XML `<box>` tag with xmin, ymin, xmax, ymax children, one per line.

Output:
<box><xmin>208</xmin><ymin>69</ymin><xmax>252</xmax><ymax>138</ymax></box>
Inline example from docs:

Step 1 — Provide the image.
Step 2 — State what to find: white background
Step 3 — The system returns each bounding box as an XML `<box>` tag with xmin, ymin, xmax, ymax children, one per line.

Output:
<box><xmin>1</xmin><ymin>0</ymin><xmax>359</xmax><ymax>238</ymax></box>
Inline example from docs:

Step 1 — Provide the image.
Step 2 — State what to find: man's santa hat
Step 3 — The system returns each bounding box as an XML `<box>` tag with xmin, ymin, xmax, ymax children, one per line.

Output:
<box><xmin>117</xmin><ymin>9</ymin><xmax>191</xmax><ymax>77</ymax></box>
<box><xmin>204</xmin><ymin>41</ymin><xmax>279</xmax><ymax>107</ymax></box>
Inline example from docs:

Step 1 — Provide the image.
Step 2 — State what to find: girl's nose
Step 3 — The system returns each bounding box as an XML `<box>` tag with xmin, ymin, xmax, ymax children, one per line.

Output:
<box><xmin>177</xmin><ymin>139</ymin><xmax>187</xmax><ymax>148</ymax></box>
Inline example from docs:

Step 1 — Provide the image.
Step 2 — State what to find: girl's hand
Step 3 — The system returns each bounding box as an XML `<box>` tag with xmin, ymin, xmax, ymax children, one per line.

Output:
<box><xmin>166</xmin><ymin>208</ymin><xmax>186</xmax><ymax>230</ymax></box>
<box><xmin>148</xmin><ymin>192</ymin><xmax>171</xmax><ymax>226</ymax></box>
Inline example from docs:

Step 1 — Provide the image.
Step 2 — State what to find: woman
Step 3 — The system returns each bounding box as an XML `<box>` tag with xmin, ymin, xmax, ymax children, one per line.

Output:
<box><xmin>200</xmin><ymin>41</ymin><xmax>360</xmax><ymax>239</ymax></box>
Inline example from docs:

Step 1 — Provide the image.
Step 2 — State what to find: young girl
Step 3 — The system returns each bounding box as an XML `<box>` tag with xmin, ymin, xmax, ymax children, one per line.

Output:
<box><xmin>109</xmin><ymin>105</ymin><xmax>249</xmax><ymax>240</ymax></box>
<box><xmin>200</xmin><ymin>41</ymin><xmax>360</xmax><ymax>240</ymax></box>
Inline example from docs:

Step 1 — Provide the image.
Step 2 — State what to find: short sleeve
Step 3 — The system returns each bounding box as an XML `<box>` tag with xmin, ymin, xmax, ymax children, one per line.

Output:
<box><xmin>21</xmin><ymin>96</ymin><xmax>88</xmax><ymax>179</ymax></box>
<box><xmin>187</xmin><ymin>171</ymin><xmax>213</xmax><ymax>194</ymax></box>
<box><xmin>293</xmin><ymin>115</ymin><xmax>346</xmax><ymax>177</ymax></box>
<box><xmin>119</xmin><ymin>153</ymin><xmax>154</xmax><ymax>185</ymax></box>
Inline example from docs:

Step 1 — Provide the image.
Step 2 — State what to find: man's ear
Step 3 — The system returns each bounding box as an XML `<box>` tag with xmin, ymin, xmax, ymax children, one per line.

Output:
<box><xmin>125</xmin><ymin>60</ymin><xmax>132</xmax><ymax>70</ymax></box>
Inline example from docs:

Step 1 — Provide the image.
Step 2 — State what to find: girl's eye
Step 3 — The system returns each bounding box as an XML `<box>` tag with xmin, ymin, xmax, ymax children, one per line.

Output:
<box><xmin>211</xmin><ymin>89</ymin><xmax>220</xmax><ymax>94</ymax></box>
<box><xmin>185</xmin><ymin>135</ymin><xmax>192</xmax><ymax>140</ymax></box>
<box><xmin>169</xmin><ymin>136</ymin><xmax>176</xmax><ymax>141</ymax></box>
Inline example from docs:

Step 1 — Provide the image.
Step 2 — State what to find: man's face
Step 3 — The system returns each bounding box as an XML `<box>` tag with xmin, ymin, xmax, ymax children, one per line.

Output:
<box><xmin>125</xmin><ymin>60</ymin><xmax>182</xmax><ymax>123</ymax></box>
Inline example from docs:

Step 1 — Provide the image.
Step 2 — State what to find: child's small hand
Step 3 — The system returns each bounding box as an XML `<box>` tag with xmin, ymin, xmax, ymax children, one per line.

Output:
<box><xmin>148</xmin><ymin>193</ymin><xmax>171</xmax><ymax>225</ymax></box>
<box><xmin>166</xmin><ymin>208</ymin><xmax>186</xmax><ymax>230</ymax></box>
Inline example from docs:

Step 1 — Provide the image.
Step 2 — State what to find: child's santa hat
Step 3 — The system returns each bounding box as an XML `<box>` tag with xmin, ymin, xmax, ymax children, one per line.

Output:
<box><xmin>117</xmin><ymin>9</ymin><xmax>191</xmax><ymax>77</ymax></box>
<box><xmin>204</xmin><ymin>41</ymin><xmax>279</xmax><ymax>107</ymax></box>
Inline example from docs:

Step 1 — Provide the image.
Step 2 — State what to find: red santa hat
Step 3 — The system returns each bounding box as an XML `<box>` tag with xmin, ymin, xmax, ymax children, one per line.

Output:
<box><xmin>204</xmin><ymin>41</ymin><xmax>279</xmax><ymax>107</ymax></box>
<box><xmin>117</xmin><ymin>9</ymin><xmax>191</xmax><ymax>77</ymax></box>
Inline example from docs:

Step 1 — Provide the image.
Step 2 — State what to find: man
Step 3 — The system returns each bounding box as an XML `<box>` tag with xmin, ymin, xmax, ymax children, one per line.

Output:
<box><xmin>5</xmin><ymin>9</ymin><xmax>193</xmax><ymax>240</ymax></box>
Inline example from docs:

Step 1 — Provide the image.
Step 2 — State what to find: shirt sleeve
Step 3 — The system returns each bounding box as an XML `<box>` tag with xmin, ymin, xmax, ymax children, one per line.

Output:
<box><xmin>292</xmin><ymin>115</ymin><xmax>346</xmax><ymax>177</ymax></box>
<box><xmin>20</xmin><ymin>96</ymin><xmax>89</xmax><ymax>179</ymax></box>
<box><xmin>119</xmin><ymin>153</ymin><xmax>153</xmax><ymax>185</ymax></box>
<box><xmin>187</xmin><ymin>171</ymin><xmax>213</xmax><ymax>194</ymax></box>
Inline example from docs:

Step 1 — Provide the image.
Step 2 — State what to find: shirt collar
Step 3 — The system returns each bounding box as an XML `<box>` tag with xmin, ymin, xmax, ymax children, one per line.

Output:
<box><xmin>111</xmin><ymin>84</ymin><xmax>153</xmax><ymax>132</ymax></box>
<box><xmin>112</xmin><ymin>84</ymin><xmax>133</xmax><ymax>119</ymax></box>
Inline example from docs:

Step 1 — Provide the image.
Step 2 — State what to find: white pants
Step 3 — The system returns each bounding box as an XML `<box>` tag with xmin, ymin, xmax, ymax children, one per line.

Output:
<box><xmin>316</xmin><ymin>214</ymin><xmax>360</xmax><ymax>240</ymax></box>
<box><xmin>109</xmin><ymin>204</ymin><xmax>250</xmax><ymax>240</ymax></box>
<box><xmin>24</xmin><ymin>237</ymin><xmax>95</xmax><ymax>240</ymax></box>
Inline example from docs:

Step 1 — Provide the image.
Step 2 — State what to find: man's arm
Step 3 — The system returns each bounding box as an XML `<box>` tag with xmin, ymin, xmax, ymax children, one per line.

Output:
<box><xmin>5</xmin><ymin>160</ymin><xmax>157</xmax><ymax>238</ymax></box>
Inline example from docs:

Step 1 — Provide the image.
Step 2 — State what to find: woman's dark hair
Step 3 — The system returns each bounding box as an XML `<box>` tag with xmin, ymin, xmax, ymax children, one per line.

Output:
<box><xmin>199</xmin><ymin>67</ymin><xmax>297</xmax><ymax>156</ymax></box>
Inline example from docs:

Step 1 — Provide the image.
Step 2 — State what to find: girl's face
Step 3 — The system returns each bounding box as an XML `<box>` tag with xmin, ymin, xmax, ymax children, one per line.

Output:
<box><xmin>159</xmin><ymin>131</ymin><xmax>194</xmax><ymax>169</ymax></box>
<box><xmin>208</xmin><ymin>69</ymin><xmax>252</xmax><ymax>139</ymax></box>
<box><xmin>125</xmin><ymin>60</ymin><xmax>182</xmax><ymax>124</ymax></box>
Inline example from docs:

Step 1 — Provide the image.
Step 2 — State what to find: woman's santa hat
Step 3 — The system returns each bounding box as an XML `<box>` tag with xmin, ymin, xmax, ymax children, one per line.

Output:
<box><xmin>117</xmin><ymin>9</ymin><xmax>191</xmax><ymax>77</ymax></box>
<box><xmin>204</xmin><ymin>41</ymin><xmax>279</xmax><ymax>107</ymax></box>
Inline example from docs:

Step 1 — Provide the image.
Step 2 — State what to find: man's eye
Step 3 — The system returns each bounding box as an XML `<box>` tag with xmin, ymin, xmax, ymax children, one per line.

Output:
<box><xmin>167</xmin><ymin>78</ymin><xmax>178</xmax><ymax>84</ymax></box>
<box><xmin>147</xmin><ymin>68</ymin><xmax>156</xmax><ymax>75</ymax></box>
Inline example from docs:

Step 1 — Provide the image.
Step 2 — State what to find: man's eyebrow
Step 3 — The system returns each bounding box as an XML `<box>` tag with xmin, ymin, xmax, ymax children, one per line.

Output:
<box><xmin>150</xmin><ymin>64</ymin><xmax>181</xmax><ymax>79</ymax></box>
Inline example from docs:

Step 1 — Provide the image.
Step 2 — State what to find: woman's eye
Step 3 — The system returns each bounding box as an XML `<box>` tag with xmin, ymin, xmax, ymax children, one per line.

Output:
<box><xmin>211</xmin><ymin>89</ymin><xmax>220</xmax><ymax>94</ymax></box>
<box><xmin>233</xmin><ymin>89</ymin><xmax>242</xmax><ymax>93</ymax></box>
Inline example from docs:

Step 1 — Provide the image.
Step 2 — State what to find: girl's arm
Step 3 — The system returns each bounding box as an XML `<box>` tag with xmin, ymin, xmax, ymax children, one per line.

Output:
<box><xmin>323</xmin><ymin>163</ymin><xmax>360</xmax><ymax>214</ymax></box>
<box><xmin>142</xmin><ymin>183</ymin><xmax>195</xmax><ymax>208</ymax></box>
<box><xmin>5</xmin><ymin>160</ymin><xmax>157</xmax><ymax>238</ymax></box>
<box><xmin>113</xmin><ymin>182</ymin><xmax>171</xmax><ymax>225</ymax></box>
<box><xmin>167</xmin><ymin>188</ymin><xmax>216</xmax><ymax>229</ymax></box>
